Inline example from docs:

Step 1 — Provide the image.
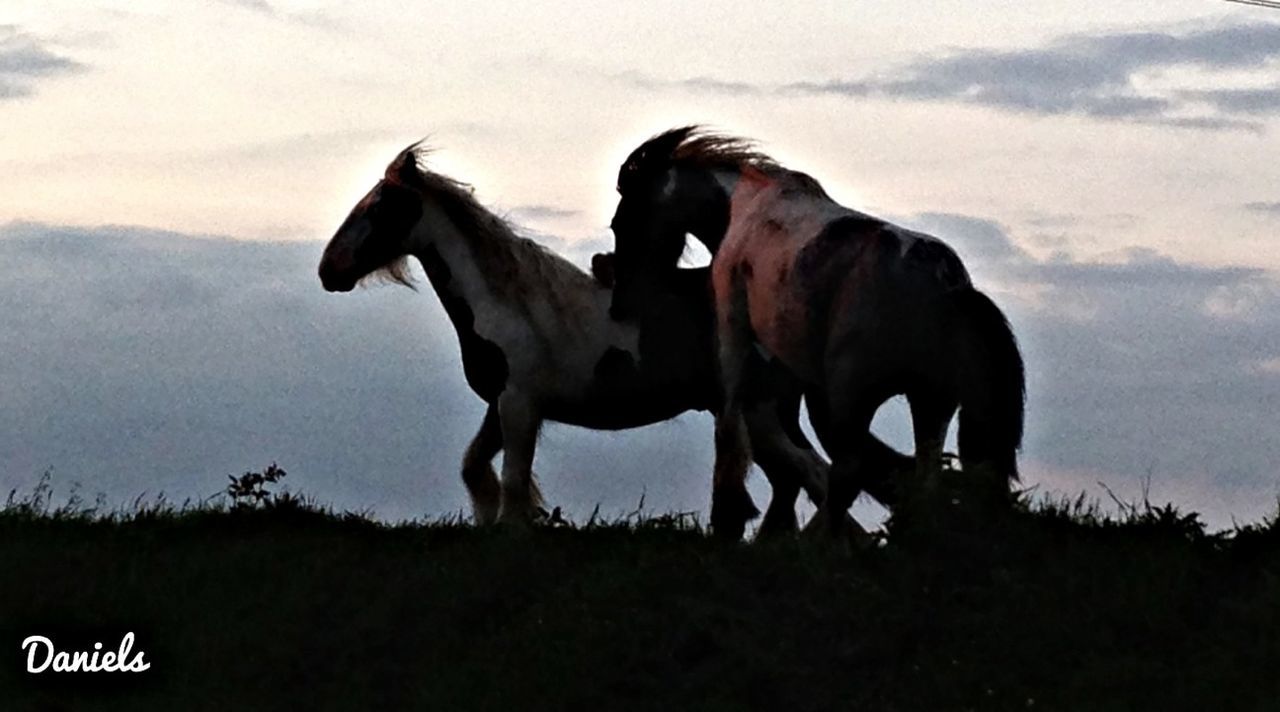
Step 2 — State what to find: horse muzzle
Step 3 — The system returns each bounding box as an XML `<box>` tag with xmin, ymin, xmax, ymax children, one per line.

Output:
<box><xmin>318</xmin><ymin>261</ymin><xmax>357</xmax><ymax>292</ymax></box>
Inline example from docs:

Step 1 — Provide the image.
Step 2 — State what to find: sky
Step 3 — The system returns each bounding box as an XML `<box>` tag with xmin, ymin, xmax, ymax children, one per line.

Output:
<box><xmin>2</xmin><ymin>1</ymin><xmax>1278</xmax><ymax>528</ymax></box>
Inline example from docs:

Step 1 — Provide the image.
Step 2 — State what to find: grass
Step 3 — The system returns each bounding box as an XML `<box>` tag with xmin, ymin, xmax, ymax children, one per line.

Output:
<box><xmin>1</xmin><ymin>469</ymin><xmax>1278</xmax><ymax>711</ymax></box>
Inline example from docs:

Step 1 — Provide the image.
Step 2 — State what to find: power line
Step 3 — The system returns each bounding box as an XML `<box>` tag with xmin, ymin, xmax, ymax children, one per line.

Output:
<box><xmin>1224</xmin><ymin>0</ymin><xmax>1280</xmax><ymax>9</ymax></box>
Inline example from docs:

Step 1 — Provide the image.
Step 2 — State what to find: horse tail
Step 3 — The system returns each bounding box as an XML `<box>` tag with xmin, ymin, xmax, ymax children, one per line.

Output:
<box><xmin>950</xmin><ymin>287</ymin><xmax>1026</xmax><ymax>484</ymax></box>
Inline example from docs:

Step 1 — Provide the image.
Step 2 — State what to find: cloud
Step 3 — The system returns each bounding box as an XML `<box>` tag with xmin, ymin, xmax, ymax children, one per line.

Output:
<box><xmin>896</xmin><ymin>212</ymin><xmax>1280</xmax><ymax>524</ymax></box>
<box><xmin>1245</xmin><ymin>201</ymin><xmax>1280</xmax><ymax>215</ymax></box>
<box><xmin>616</xmin><ymin>22</ymin><xmax>1280</xmax><ymax>132</ymax></box>
<box><xmin>904</xmin><ymin>212</ymin><xmax>1030</xmax><ymax>264</ymax></box>
<box><xmin>212</xmin><ymin>0</ymin><xmax>345</xmax><ymax>31</ymax></box>
<box><xmin>610</xmin><ymin>70</ymin><xmax>766</xmax><ymax>96</ymax></box>
<box><xmin>1</xmin><ymin>220</ymin><xmax>1276</xmax><ymax>528</ymax></box>
<box><xmin>507</xmin><ymin>204</ymin><xmax>583</xmax><ymax>222</ymax></box>
<box><xmin>215</xmin><ymin>0</ymin><xmax>276</xmax><ymax>15</ymax></box>
<box><xmin>0</xmin><ymin>222</ymin><xmax>717</xmax><ymax>523</ymax></box>
<box><xmin>790</xmin><ymin>23</ymin><xmax>1280</xmax><ymax>130</ymax></box>
<box><xmin>1181</xmin><ymin>85</ymin><xmax>1280</xmax><ymax>114</ymax></box>
<box><xmin>1023</xmin><ymin>212</ymin><xmax>1139</xmax><ymax>232</ymax></box>
<box><xmin>0</xmin><ymin>26</ymin><xmax>83</xmax><ymax>100</ymax></box>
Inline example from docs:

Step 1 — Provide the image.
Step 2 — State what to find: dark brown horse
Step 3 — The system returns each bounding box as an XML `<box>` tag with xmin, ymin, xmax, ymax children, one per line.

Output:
<box><xmin>608</xmin><ymin>127</ymin><xmax>1026</xmax><ymax>537</ymax></box>
<box><xmin>318</xmin><ymin>142</ymin><xmax>910</xmax><ymax>535</ymax></box>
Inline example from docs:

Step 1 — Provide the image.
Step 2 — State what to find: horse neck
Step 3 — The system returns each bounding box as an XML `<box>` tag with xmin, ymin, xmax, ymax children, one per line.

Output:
<box><xmin>684</xmin><ymin>166</ymin><xmax>744</xmax><ymax>254</ymax></box>
<box><xmin>405</xmin><ymin>189</ymin><xmax>521</xmax><ymax>313</ymax></box>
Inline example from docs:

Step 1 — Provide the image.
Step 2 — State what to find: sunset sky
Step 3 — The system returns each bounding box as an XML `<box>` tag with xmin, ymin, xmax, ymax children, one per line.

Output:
<box><xmin>2</xmin><ymin>1</ymin><xmax>1278</xmax><ymax>527</ymax></box>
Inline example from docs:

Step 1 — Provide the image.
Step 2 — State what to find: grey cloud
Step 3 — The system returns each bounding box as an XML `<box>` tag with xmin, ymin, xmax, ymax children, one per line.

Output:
<box><xmin>612</xmin><ymin>70</ymin><xmax>765</xmax><ymax>96</ymax></box>
<box><xmin>215</xmin><ymin>0</ymin><xmax>276</xmax><ymax>15</ymax></box>
<box><xmin>0</xmin><ymin>222</ymin><xmax>717</xmax><ymax>523</ymax></box>
<box><xmin>781</xmin><ymin>79</ymin><xmax>872</xmax><ymax>97</ymax></box>
<box><xmin>1154</xmin><ymin>116</ymin><xmax>1264</xmax><ymax>132</ymax></box>
<box><xmin>1244</xmin><ymin>201</ymin><xmax>1280</xmax><ymax>215</ymax></box>
<box><xmin>852</xmin><ymin>23</ymin><xmax>1280</xmax><ymax>119</ymax></box>
<box><xmin>508</xmin><ymin>204</ymin><xmax>582</xmax><ymax>222</ymax></box>
<box><xmin>0</xmin><ymin>26</ymin><xmax>83</xmax><ymax>99</ymax></box>
<box><xmin>1182</xmin><ymin>85</ymin><xmax>1280</xmax><ymax>114</ymax></box>
<box><xmin>213</xmin><ymin>0</ymin><xmax>344</xmax><ymax>31</ymax></box>
<box><xmin>1023</xmin><ymin>212</ymin><xmax>1139</xmax><ymax>231</ymax></box>
<box><xmin>1020</xmin><ymin>247</ymin><xmax>1266</xmax><ymax>289</ymax></box>
<box><xmin>1024</xmin><ymin>211</ymin><xmax>1146</xmax><ymax>230</ymax></box>
<box><xmin>903</xmin><ymin>212</ymin><xmax>1279</xmax><ymax>522</ymax></box>
<box><xmin>621</xmin><ymin>22</ymin><xmax>1280</xmax><ymax>131</ymax></box>
<box><xmin>904</xmin><ymin>212</ymin><xmax>1030</xmax><ymax>263</ymax></box>
<box><xmin>1076</xmin><ymin>23</ymin><xmax>1280</xmax><ymax>68</ymax></box>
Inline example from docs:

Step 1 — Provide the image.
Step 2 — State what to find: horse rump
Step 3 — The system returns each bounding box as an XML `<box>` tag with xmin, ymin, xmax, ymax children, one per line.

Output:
<box><xmin>950</xmin><ymin>287</ymin><xmax>1026</xmax><ymax>487</ymax></box>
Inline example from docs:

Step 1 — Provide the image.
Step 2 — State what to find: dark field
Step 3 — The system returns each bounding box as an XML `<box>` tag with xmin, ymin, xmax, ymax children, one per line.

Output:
<box><xmin>2</xmin><ymin>478</ymin><xmax>1278</xmax><ymax>712</ymax></box>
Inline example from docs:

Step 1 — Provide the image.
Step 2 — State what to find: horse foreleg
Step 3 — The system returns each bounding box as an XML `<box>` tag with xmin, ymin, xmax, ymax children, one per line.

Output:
<box><xmin>496</xmin><ymin>389</ymin><xmax>544</xmax><ymax>526</ymax></box>
<box><xmin>712</xmin><ymin>411</ymin><xmax>756</xmax><ymax>540</ymax></box>
<box><xmin>743</xmin><ymin>399</ymin><xmax>805</xmax><ymax>537</ymax></box>
<box><xmin>710</xmin><ymin>286</ymin><xmax>760</xmax><ymax>541</ymax></box>
<box><xmin>461</xmin><ymin>404</ymin><xmax>503</xmax><ymax>525</ymax></box>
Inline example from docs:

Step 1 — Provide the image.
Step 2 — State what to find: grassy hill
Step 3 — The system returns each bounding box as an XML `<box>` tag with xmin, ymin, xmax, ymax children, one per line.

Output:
<box><xmin>2</xmin><ymin>471</ymin><xmax>1278</xmax><ymax>711</ymax></box>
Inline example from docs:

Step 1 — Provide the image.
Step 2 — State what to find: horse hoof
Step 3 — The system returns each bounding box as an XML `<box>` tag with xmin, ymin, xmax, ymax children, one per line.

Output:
<box><xmin>711</xmin><ymin>506</ymin><xmax>753</xmax><ymax>540</ymax></box>
<box><xmin>471</xmin><ymin>505</ymin><xmax>500</xmax><ymax>527</ymax></box>
<box><xmin>495</xmin><ymin>505</ymin><xmax>537</xmax><ymax>530</ymax></box>
<box><xmin>710</xmin><ymin>488</ymin><xmax>759</xmax><ymax>542</ymax></box>
<box><xmin>802</xmin><ymin>509</ymin><xmax>873</xmax><ymax>549</ymax></box>
<box><xmin>755</xmin><ymin>511</ymin><xmax>799</xmax><ymax>541</ymax></box>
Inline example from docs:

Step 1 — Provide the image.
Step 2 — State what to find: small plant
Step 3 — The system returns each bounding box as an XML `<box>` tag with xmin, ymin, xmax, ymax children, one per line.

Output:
<box><xmin>226</xmin><ymin>463</ymin><xmax>290</xmax><ymax>509</ymax></box>
<box><xmin>4</xmin><ymin>470</ymin><xmax>55</xmax><ymax>517</ymax></box>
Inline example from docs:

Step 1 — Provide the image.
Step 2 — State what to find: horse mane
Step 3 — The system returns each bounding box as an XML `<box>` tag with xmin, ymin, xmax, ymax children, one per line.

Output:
<box><xmin>624</xmin><ymin>126</ymin><xmax>827</xmax><ymax>197</ymax></box>
<box><xmin>386</xmin><ymin>143</ymin><xmax>594</xmax><ymax>305</ymax></box>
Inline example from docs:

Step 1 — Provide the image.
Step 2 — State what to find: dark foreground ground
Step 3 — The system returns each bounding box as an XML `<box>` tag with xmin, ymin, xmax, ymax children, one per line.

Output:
<box><xmin>2</xmin><ymin>480</ymin><xmax>1278</xmax><ymax>712</ymax></box>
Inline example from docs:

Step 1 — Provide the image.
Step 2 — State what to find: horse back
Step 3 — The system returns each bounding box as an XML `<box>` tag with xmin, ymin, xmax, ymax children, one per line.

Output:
<box><xmin>800</xmin><ymin>218</ymin><xmax>972</xmax><ymax>372</ymax></box>
<box><xmin>713</xmin><ymin>177</ymin><xmax>878</xmax><ymax>379</ymax></box>
<box><xmin>714</xmin><ymin>174</ymin><xmax>973</xmax><ymax>381</ymax></box>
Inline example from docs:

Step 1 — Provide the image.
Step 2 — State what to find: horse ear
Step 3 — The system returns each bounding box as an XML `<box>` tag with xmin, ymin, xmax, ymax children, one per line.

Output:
<box><xmin>617</xmin><ymin>149</ymin><xmax>653</xmax><ymax>194</ymax></box>
<box><xmin>397</xmin><ymin>153</ymin><xmax>419</xmax><ymax>185</ymax></box>
<box><xmin>386</xmin><ymin>149</ymin><xmax>424</xmax><ymax>189</ymax></box>
<box><xmin>384</xmin><ymin>154</ymin><xmax>405</xmax><ymax>185</ymax></box>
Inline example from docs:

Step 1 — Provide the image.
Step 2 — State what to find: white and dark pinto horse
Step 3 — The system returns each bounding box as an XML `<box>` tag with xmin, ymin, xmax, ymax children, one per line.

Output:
<box><xmin>318</xmin><ymin>143</ymin><xmax>910</xmax><ymax>535</ymax></box>
<box><xmin>608</xmin><ymin>127</ymin><xmax>1026</xmax><ymax>537</ymax></box>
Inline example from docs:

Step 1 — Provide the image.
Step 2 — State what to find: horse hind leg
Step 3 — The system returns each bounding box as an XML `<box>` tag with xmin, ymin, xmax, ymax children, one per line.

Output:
<box><xmin>710</xmin><ymin>278</ymin><xmax>761</xmax><ymax>541</ymax></box>
<box><xmin>746</xmin><ymin>393</ymin><xmax>878</xmax><ymax>542</ymax></box>
<box><xmin>461</xmin><ymin>404</ymin><xmax>503</xmax><ymax>525</ymax></box>
<box><xmin>814</xmin><ymin>382</ymin><xmax>883</xmax><ymax>540</ymax></box>
<box><xmin>906</xmin><ymin>391</ymin><xmax>956</xmax><ymax>509</ymax></box>
<box><xmin>495</xmin><ymin>389</ymin><xmax>544</xmax><ymax>526</ymax></box>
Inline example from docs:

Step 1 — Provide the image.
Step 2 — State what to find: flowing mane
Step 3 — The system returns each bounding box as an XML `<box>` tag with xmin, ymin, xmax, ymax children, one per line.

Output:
<box><xmin>666</xmin><ymin>126</ymin><xmax>781</xmax><ymax>172</ymax></box>
<box><xmin>620</xmin><ymin>126</ymin><xmax>827</xmax><ymax>198</ymax></box>
<box><xmin>386</xmin><ymin>144</ymin><xmax>594</xmax><ymax>303</ymax></box>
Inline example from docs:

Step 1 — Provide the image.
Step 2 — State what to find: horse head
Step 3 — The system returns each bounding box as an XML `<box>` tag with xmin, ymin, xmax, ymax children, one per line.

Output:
<box><xmin>608</xmin><ymin>126</ymin><xmax>770</xmax><ymax>320</ymax></box>
<box><xmin>318</xmin><ymin>144</ymin><xmax>427</xmax><ymax>292</ymax></box>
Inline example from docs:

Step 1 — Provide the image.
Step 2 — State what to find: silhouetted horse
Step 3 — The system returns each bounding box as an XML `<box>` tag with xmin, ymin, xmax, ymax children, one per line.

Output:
<box><xmin>318</xmin><ymin>142</ymin><xmax>909</xmax><ymax>533</ymax></box>
<box><xmin>608</xmin><ymin>127</ymin><xmax>1026</xmax><ymax>537</ymax></box>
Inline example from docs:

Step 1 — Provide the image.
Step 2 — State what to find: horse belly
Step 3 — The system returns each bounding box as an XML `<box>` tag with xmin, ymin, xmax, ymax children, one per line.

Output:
<box><xmin>537</xmin><ymin>306</ymin><xmax>715</xmax><ymax>429</ymax></box>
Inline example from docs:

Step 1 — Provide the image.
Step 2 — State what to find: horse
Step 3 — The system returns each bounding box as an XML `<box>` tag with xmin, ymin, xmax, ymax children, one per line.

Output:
<box><xmin>317</xmin><ymin>141</ymin><xmax>911</xmax><ymax>535</ymax></box>
<box><xmin>607</xmin><ymin>126</ymin><xmax>1026</xmax><ymax>537</ymax></box>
